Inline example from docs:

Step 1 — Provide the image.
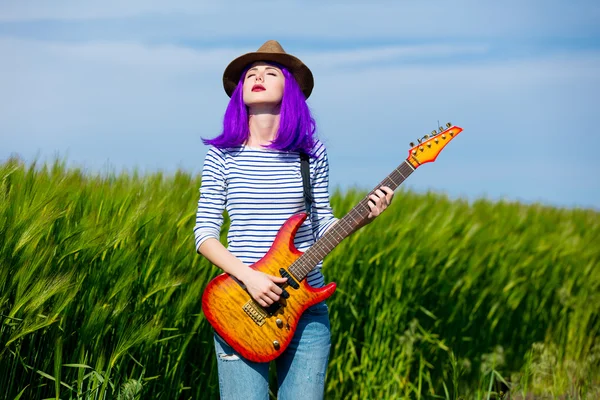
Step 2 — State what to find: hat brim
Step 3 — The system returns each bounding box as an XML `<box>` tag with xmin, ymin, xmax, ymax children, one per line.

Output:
<box><xmin>223</xmin><ymin>52</ymin><xmax>314</xmax><ymax>99</ymax></box>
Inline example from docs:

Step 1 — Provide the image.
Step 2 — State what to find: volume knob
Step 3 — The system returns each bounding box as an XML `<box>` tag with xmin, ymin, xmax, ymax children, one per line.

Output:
<box><xmin>276</xmin><ymin>319</ymin><xmax>283</xmax><ymax>328</ymax></box>
<box><xmin>273</xmin><ymin>340</ymin><xmax>280</xmax><ymax>350</ymax></box>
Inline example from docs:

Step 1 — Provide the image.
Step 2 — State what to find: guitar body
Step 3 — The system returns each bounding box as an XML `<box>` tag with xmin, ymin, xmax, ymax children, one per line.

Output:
<box><xmin>201</xmin><ymin>213</ymin><xmax>337</xmax><ymax>363</ymax></box>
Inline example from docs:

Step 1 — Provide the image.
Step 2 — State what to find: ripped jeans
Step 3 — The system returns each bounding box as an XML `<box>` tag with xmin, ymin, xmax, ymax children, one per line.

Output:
<box><xmin>213</xmin><ymin>302</ymin><xmax>331</xmax><ymax>400</ymax></box>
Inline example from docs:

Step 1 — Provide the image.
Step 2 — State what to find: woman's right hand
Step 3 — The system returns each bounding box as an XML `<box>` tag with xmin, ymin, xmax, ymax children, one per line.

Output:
<box><xmin>197</xmin><ymin>239</ymin><xmax>289</xmax><ymax>307</ymax></box>
<box><xmin>239</xmin><ymin>269</ymin><xmax>288</xmax><ymax>307</ymax></box>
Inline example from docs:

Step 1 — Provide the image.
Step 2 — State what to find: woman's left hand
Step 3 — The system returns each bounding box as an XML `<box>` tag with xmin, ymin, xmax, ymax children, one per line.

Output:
<box><xmin>367</xmin><ymin>185</ymin><xmax>394</xmax><ymax>219</ymax></box>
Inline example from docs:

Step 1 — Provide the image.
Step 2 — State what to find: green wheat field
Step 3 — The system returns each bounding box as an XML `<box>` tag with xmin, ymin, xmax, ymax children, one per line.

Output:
<box><xmin>1</xmin><ymin>157</ymin><xmax>599</xmax><ymax>400</ymax></box>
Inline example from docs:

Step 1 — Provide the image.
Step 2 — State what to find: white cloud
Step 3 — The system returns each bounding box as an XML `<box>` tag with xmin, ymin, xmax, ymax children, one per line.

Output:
<box><xmin>0</xmin><ymin>1</ymin><xmax>219</xmax><ymax>21</ymax></box>
<box><xmin>303</xmin><ymin>44</ymin><xmax>490</xmax><ymax>69</ymax></box>
<box><xmin>0</xmin><ymin>37</ymin><xmax>599</xmax><ymax>207</ymax></box>
<box><xmin>1</xmin><ymin>0</ymin><xmax>597</xmax><ymax>39</ymax></box>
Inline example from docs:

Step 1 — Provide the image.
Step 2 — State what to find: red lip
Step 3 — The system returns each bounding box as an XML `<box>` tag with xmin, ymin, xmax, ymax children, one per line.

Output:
<box><xmin>252</xmin><ymin>84</ymin><xmax>265</xmax><ymax>92</ymax></box>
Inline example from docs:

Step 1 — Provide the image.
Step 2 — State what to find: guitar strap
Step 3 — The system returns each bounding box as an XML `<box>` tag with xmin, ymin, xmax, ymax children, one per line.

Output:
<box><xmin>299</xmin><ymin>152</ymin><xmax>313</xmax><ymax>217</ymax></box>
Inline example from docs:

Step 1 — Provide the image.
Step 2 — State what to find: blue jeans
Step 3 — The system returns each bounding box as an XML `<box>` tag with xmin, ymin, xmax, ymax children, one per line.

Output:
<box><xmin>213</xmin><ymin>302</ymin><xmax>331</xmax><ymax>400</ymax></box>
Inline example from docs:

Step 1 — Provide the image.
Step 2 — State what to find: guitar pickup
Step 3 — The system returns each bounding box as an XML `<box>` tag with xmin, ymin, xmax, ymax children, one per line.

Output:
<box><xmin>279</xmin><ymin>268</ymin><xmax>299</xmax><ymax>289</ymax></box>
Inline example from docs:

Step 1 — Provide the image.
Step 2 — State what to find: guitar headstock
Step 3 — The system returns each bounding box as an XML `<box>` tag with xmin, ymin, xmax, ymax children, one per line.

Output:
<box><xmin>407</xmin><ymin>122</ymin><xmax>463</xmax><ymax>168</ymax></box>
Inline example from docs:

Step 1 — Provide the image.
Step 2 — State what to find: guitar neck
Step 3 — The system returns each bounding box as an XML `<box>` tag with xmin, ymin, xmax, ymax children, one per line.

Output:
<box><xmin>289</xmin><ymin>159</ymin><xmax>416</xmax><ymax>281</ymax></box>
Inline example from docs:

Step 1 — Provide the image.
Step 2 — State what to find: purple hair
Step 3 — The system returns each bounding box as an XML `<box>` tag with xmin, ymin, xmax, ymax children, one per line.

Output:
<box><xmin>202</xmin><ymin>64</ymin><xmax>317</xmax><ymax>155</ymax></box>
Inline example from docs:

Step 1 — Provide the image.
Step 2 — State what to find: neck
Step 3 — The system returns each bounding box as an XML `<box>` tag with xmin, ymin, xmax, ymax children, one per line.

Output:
<box><xmin>288</xmin><ymin>160</ymin><xmax>416</xmax><ymax>281</ymax></box>
<box><xmin>247</xmin><ymin>106</ymin><xmax>280</xmax><ymax>147</ymax></box>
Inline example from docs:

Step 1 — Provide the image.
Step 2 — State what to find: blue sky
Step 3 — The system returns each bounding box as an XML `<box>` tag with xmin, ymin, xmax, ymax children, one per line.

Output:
<box><xmin>1</xmin><ymin>1</ymin><xmax>599</xmax><ymax>209</ymax></box>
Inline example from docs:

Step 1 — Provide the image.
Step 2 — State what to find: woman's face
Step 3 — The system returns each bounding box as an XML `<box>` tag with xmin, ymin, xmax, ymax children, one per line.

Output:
<box><xmin>242</xmin><ymin>62</ymin><xmax>285</xmax><ymax>109</ymax></box>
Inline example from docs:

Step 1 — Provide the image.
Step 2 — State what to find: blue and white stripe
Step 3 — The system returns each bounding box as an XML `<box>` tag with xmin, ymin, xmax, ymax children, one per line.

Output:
<box><xmin>194</xmin><ymin>140</ymin><xmax>338</xmax><ymax>288</ymax></box>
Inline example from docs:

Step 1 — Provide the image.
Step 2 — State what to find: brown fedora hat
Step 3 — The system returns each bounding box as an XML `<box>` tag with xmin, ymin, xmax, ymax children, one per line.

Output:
<box><xmin>222</xmin><ymin>40</ymin><xmax>314</xmax><ymax>99</ymax></box>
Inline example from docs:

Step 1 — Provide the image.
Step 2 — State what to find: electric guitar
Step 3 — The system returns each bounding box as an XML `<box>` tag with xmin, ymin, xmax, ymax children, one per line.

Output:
<box><xmin>202</xmin><ymin>123</ymin><xmax>463</xmax><ymax>362</ymax></box>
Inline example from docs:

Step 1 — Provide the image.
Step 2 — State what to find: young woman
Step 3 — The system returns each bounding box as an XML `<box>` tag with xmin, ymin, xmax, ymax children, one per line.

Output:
<box><xmin>194</xmin><ymin>40</ymin><xmax>394</xmax><ymax>399</ymax></box>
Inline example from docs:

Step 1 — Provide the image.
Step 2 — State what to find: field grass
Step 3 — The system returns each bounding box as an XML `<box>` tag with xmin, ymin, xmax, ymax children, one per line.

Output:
<box><xmin>1</xmin><ymin>156</ymin><xmax>599</xmax><ymax>399</ymax></box>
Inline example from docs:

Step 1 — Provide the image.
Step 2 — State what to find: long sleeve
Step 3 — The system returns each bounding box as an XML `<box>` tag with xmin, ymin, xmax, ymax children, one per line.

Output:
<box><xmin>193</xmin><ymin>147</ymin><xmax>227</xmax><ymax>251</ymax></box>
<box><xmin>309</xmin><ymin>142</ymin><xmax>338</xmax><ymax>240</ymax></box>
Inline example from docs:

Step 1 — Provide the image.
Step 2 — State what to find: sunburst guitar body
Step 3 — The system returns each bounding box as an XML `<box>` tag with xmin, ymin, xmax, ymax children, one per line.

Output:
<box><xmin>202</xmin><ymin>213</ymin><xmax>335</xmax><ymax>362</ymax></box>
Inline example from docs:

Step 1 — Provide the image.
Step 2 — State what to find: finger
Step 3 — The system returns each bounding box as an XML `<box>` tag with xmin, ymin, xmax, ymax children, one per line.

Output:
<box><xmin>367</xmin><ymin>206</ymin><xmax>373</xmax><ymax>219</ymax></box>
<box><xmin>369</xmin><ymin>194</ymin><xmax>381</xmax><ymax>206</ymax></box>
<box><xmin>370</xmin><ymin>193</ymin><xmax>385</xmax><ymax>209</ymax></box>
<box><xmin>270</xmin><ymin>276</ymin><xmax>289</xmax><ymax>283</ymax></box>
<box><xmin>381</xmin><ymin>186</ymin><xmax>394</xmax><ymax>203</ymax></box>
<box><xmin>376</xmin><ymin>189</ymin><xmax>390</xmax><ymax>206</ymax></box>
<box><xmin>266</xmin><ymin>291</ymin><xmax>280</xmax><ymax>302</ymax></box>
<box><xmin>386</xmin><ymin>192</ymin><xmax>394</xmax><ymax>203</ymax></box>
<box><xmin>367</xmin><ymin>198</ymin><xmax>376</xmax><ymax>210</ymax></box>
<box><xmin>257</xmin><ymin>297</ymin><xmax>268</xmax><ymax>307</ymax></box>
<box><xmin>367</xmin><ymin>200</ymin><xmax>378</xmax><ymax>218</ymax></box>
<box><xmin>374</xmin><ymin>189</ymin><xmax>386</xmax><ymax>199</ymax></box>
<box><xmin>380</xmin><ymin>186</ymin><xmax>393</xmax><ymax>194</ymax></box>
<box><xmin>377</xmin><ymin>189</ymin><xmax>387</xmax><ymax>208</ymax></box>
<box><xmin>269</xmin><ymin>282</ymin><xmax>283</xmax><ymax>295</ymax></box>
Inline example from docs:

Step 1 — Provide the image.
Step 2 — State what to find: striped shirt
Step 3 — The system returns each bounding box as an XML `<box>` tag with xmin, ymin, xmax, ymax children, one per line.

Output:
<box><xmin>194</xmin><ymin>139</ymin><xmax>338</xmax><ymax>288</ymax></box>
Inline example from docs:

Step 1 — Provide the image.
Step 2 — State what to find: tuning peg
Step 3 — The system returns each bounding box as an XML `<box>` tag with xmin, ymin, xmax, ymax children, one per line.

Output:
<box><xmin>410</xmin><ymin>142</ymin><xmax>415</xmax><ymax>147</ymax></box>
<box><xmin>417</xmin><ymin>138</ymin><xmax>423</xmax><ymax>144</ymax></box>
<box><xmin>431</xmin><ymin>130</ymin><xmax>437</xmax><ymax>136</ymax></box>
<box><xmin>446</xmin><ymin>122</ymin><xmax>452</xmax><ymax>128</ymax></box>
<box><xmin>423</xmin><ymin>134</ymin><xmax>429</xmax><ymax>139</ymax></box>
<box><xmin>438</xmin><ymin>126</ymin><xmax>444</xmax><ymax>133</ymax></box>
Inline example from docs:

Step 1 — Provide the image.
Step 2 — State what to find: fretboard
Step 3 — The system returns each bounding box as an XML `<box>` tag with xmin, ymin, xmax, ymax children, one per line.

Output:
<box><xmin>289</xmin><ymin>159</ymin><xmax>415</xmax><ymax>281</ymax></box>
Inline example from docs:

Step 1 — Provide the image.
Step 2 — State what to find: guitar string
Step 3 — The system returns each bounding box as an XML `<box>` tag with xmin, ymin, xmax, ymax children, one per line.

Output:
<box><xmin>297</xmin><ymin>161</ymin><xmax>413</xmax><ymax>273</ymax></box>
<box><xmin>296</xmin><ymin>161</ymin><xmax>411</xmax><ymax>276</ymax></box>
<box><xmin>289</xmin><ymin>160</ymin><xmax>415</xmax><ymax>279</ymax></box>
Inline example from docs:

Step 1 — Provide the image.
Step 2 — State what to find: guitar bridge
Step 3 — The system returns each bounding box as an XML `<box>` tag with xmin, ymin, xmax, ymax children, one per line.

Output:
<box><xmin>243</xmin><ymin>300</ymin><xmax>267</xmax><ymax>326</ymax></box>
